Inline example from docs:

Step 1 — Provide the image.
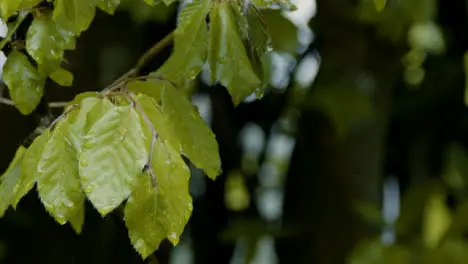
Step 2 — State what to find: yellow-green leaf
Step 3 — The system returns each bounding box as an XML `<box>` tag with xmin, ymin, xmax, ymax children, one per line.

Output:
<box><xmin>3</xmin><ymin>51</ymin><xmax>45</xmax><ymax>115</ymax></box>
<box><xmin>156</xmin><ymin>0</ymin><xmax>211</xmax><ymax>82</ymax></box>
<box><xmin>0</xmin><ymin>0</ymin><xmax>40</xmax><ymax>20</ymax></box>
<box><xmin>0</xmin><ymin>146</ymin><xmax>27</xmax><ymax>217</ymax></box>
<box><xmin>53</xmin><ymin>0</ymin><xmax>97</xmax><ymax>35</ymax></box>
<box><xmin>161</xmin><ymin>84</ymin><xmax>221</xmax><ymax>179</ymax></box>
<box><xmin>13</xmin><ymin>131</ymin><xmax>50</xmax><ymax>208</ymax></box>
<box><xmin>50</xmin><ymin>68</ymin><xmax>74</xmax><ymax>86</ymax></box>
<box><xmin>208</xmin><ymin>1</ymin><xmax>261</xmax><ymax>105</ymax></box>
<box><xmin>125</xmin><ymin>140</ymin><xmax>192</xmax><ymax>259</ymax></box>
<box><xmin>36</xmin><ymin>118</ymin><xmax>85</xmax><ymax>231</ymax></box>
<box><xmin>79</xmin><ymin>105</ymin><xmax>148</xmax><ymax>216</ymax></box>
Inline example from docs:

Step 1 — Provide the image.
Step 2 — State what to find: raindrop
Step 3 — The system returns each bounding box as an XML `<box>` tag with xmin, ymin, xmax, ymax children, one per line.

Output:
<box><xmin>80</xmin><ymin>159</ymin><xmax>88</xmax><ymax>167</ymax></box>
<box><xmin>84</xmin><ymin>185</ymin><xmax>93</xmax><ymax>193</ymax></box>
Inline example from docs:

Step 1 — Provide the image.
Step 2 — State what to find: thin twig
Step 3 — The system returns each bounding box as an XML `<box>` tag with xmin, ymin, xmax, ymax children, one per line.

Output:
<box><xmin>126</xmin><ymin>92</ymin><xmax>159</xmax><ymax>188</ymax></box>
<box><xmin>134</xmin><ymin>31</ymin><xmax>174</xmax><ymax>74</ymax></box>
<box><xmin>0</xmin><ymin>92</ymin><xmax>68</xmax><ymax>108</ymax></box>
<box><xmin>48</xmin><ymin>104</ymin><xmax>79</xmax><ymax>130</ymax></box>
<box><xmin>0</xmin><ymin>30</ymin><xmax>175</xmax><ymax>108</ymax></box>
<box><xmin>103</xmin><ymin>30</ymin><xmax>175</xmax><ymax>93</ymax></box>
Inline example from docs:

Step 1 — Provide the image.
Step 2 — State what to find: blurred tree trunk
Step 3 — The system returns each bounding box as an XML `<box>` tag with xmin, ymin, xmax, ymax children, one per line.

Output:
<box><xmin>277</xmin><ymin>1</ymin><xmax>402</xmax><ymax>263</ymax></box>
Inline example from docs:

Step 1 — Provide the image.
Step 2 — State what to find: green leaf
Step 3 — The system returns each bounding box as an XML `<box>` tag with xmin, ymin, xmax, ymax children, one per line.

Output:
<box><xmin>3</xmin><ymin>51</ymin><xmax>45</xmax><ymax>115</ymax></box>
<box><xmin>161</xmin><ymin>84</ymin><xmax>221</xmax><ymax>179</ymax></box>
<box><xmin>97</xmin><ymin>0</ymin><xmax>120</xmax><ymax>14</ymax></box>
<box><xmin>13</xmin><ymin>131</ymin><xmax>50</xmax><ymax>208</ymax></box>
<box><xmin>26</xmin><ymin>14</ymin><xmax>76</xmax><ymax>75</ymax></box>
<box><xmin>231</xmin><ymin>2</ymin><xmax>270</xmax><ymax>82</ymax></box>
<box><xmin>0</xmin><ymin>146</ymin><xmax>27</xmax><ymax>217</ymax></box>
<box><xmin>79</xmin><ymin>105</ymin><xmax>148</xmax><ymax>216</ymax></box>
<box><xmin>128</xmin><ymin>79</ymin><xmax>164</xmax><ymax>102</ymax></box>
<box><xmin>125</xmin><ymin>139</ymin><xmax>192</xmax><ymax>259</ymax></box>
<box><xmin>0</xmin><ymin>0</ymin><xmax>40</xmax><ymax>20</ymax></box>
<box><xmin>50</xmin><ymin>68</ymin><xmax>74</xmax><ymax>86</ymax></box>
<box><xmin>209</xmin><ymin>1</ymin><xmax>261</xmax><ymax>105</ymax></box>
<box><xmin>36</xmin><ymin>118</ymin><xmax>85</xmax><ymax>231</ymax></box>
<box><xmin>53</xmin><ymin>0</ymin><xmax>97</xmax><ymax>35</ymax></box>
<box><xmin>156</xmin><ymin>0</ymin><xmax>210</xmax><ymax>82</ymax></box>
<box><xmin>133</xmin><ymin>92</ymin><xmax>181</xmax><ymax>153</ymax></box>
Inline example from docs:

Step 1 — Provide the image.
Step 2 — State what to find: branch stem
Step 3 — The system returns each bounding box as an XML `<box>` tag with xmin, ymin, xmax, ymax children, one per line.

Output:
<box><xmin>0</xmin><ymin>30</ymin><xmax>175</xmax><ymax>108</ymax></box>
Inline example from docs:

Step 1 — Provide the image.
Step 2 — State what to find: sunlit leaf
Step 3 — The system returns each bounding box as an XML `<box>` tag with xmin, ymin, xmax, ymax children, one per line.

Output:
<box><xmin>97</xmin><ymin>0</ymin><xmax>120</xmax><ymax>14</ymax></box>
<box><xmin>53</xmin><ymin>0</ymin><xmax>97</xmax><ymax>35</ymax></box>
<box><xmin>13</xmin><ymin>131</ymin><xmax>49</xmax><ymax>208</ymax></box>
<box><xmin>50</xmin><ymin>68</ymin><xmax>74</xmax><ymax>86</ymax></box>
<box><xmin>208</xmin><ymin>1</ymin><xmax>261</xmax><ymax>105</ymax></box>
<box><xmin>36</xmin><ymin>118</ymin><xmax>85</xmax><ymax>231</ymax></box>
<box><xmin>0</xmin><ymin>0</ymin><xmax>40</xmax><ymax>20</ymax></box>
<box><xmin>79</xmin><ymin>105</ymin><xmax>148</xmax><ymax>216</ymax></box>
<box><xmin>26</xmin><ymin>14</ymin><xmax>76</xmax><ymax>75</ymax></box>
<box><xmin>125</xmin><ymin>139</ymin><xmax>192</xmax><ymax>259</ymax></box>
<box><xmin>157</xmin><ymin>0</ymin><xmax>210</xmax><ymax>82</ymax></box>
<box><xmin>3</xmin><ymin>51</ymin><xmax>45</xmax><ymax>115</ymax></box>
<box><xmin>422</xmin><ymin>189</ymin><xmax>452</xmax><ymax>248</ymax></box>
<box><xmin>161</xmin><ymin>84</ymin><xmax>221</xmax><ymax>179</ymax></box>
<box><xmin>0</xmin><ymin>146</ymin><xmax>27</xmax><ymax>217</ymax></box>
<box><xmin>224</xmin><ymin>170</ymin><xmax>250</xmax><ymax>211</ymax></box>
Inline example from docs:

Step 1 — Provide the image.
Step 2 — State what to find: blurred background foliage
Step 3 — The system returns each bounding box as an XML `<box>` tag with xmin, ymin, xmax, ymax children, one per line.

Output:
<box><xmin>1</xmin><ymin>0</ymin><xmax>468</xmax><ymax>263</ymax></box>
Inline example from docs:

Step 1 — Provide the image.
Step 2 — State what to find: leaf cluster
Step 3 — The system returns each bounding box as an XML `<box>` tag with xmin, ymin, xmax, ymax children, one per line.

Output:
<box><xmin>0</xmin><ymin>0</ymin><xmax>297</xmax><ymax>259</ymax></box>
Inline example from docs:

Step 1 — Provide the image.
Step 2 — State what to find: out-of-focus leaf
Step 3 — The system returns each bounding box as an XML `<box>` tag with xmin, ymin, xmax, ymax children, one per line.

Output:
<box><xmin>224</xmin><ymin>170</ymin><xmax>250</xmax><ymax>211</ymax></box>
<box><xmin>373</xmin><ymin>0</ymin><xmax>386</xmax><ymax>12</ymax></box>
<box><xmin>422</xmin><ymin>189</ymin><xmax>452</xmax><ymax>248</ymax></box>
